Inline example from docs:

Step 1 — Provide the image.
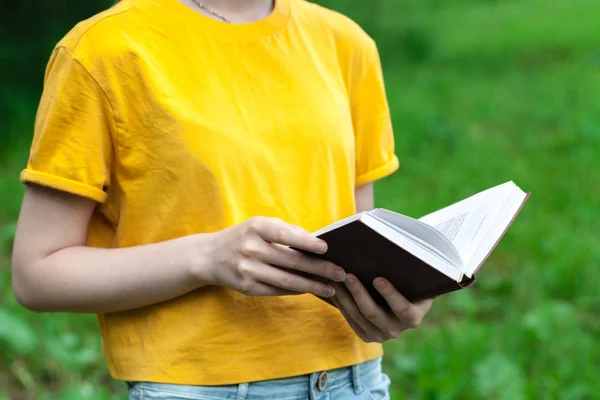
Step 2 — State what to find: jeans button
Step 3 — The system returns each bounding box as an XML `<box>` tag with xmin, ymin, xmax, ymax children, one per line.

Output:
<box><xmin>317</xmin><ymin>371</ymin><xmax>329</xmax><ymax>391</ymax></box>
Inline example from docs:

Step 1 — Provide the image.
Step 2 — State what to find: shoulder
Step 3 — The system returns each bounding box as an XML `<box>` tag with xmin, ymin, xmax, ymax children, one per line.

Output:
<box><xmin>53</xmin><ymin>0</ymin><xmax>141</xmax><ymax>68</ymax></box>
<box><xmin>290</xmin><ymin>0</ymin><xmax>378</xmax><ymax>58</ymax></box>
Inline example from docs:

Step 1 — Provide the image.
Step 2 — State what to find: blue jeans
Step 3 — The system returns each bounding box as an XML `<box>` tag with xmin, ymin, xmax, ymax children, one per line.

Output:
<box><xmin>127</xmin><ymin>357</ymin><xmax>390</xmax><ymax>399</ymax></box>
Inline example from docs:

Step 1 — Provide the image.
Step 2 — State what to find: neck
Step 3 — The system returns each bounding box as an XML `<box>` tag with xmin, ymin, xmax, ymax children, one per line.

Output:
<box><xmin>184</xmin><ymin>0</ymin><xmax>274</xmax><ymax>23</ymax></box>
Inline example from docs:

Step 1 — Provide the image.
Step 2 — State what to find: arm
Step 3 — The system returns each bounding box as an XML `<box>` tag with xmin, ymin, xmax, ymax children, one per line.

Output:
<box><xmin>337</xmin><ymin>35</ymin><xmax>432</xmax><ymax>342</ymax></box>
<box><xmin>355</xmin><ymin>183</ymin><xmax>374</xmax><ymax>213</ymax></box>
<box><xmin>11</xmin><ymin>185</ymin><xmax>211</xmax><ymax>313</ymax></box>
<box><xmin>12</xmin><ymin>185</ymin><xmax>344</xmax><ymax>314</ymax></box>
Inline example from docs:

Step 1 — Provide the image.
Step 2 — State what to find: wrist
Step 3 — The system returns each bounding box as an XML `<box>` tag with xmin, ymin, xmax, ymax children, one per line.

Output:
<box><xmin>186</xmin><ymin>232</ymin><xmax>219</xmax><ymax>287</ymax></box>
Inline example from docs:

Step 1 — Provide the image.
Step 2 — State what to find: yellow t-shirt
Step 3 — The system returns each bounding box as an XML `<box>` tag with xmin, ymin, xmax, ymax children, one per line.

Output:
<box><xmin>22</xmin><ymin>0</ymin><xmax>399</xmax><ymax>385</ymax></box>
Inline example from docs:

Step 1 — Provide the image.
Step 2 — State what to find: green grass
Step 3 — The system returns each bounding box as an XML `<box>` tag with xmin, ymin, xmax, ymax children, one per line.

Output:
<box><xmin>2</xmin><ymin>0</ymin><xmax>600</xmax><ymax>398</ymax></box>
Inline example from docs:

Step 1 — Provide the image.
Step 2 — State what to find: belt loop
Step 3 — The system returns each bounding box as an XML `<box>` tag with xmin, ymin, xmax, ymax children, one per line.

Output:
<box><xmin>236</xmin><ymin>383</ymin><xmax>249</xmax><ymax>400</ymax></box>
<box><xmin>352</xmin><ymin>363</ymin><xmax>363</xmax><ymax>394</ymax></box>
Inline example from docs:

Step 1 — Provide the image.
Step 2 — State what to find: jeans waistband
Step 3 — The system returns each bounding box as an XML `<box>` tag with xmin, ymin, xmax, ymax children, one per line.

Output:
<box><xmin>131</xmin><ymin>357</ymin><xmax>383</xmax><ymax>400</ymax></box>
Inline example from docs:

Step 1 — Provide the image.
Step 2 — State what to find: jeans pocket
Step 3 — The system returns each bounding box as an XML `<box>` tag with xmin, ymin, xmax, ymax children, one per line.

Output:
<box><xmin>363</xmin><ymin>372</ymin><xmax>391</xmax><ymax>400</ymax></box>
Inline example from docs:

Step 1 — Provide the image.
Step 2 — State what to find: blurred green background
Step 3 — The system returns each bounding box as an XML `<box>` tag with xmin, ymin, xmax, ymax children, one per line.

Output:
<box><xmin>1</xmin><ymin>0</ymin><xmax>599</xmax><ymax>399</ymax></box>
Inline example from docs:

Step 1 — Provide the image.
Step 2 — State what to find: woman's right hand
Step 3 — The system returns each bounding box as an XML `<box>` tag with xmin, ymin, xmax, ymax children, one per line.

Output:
<box><xmin>204</xmin><ymin>217</ymin><xmax>346</xmax><ymax>298</ymax></box>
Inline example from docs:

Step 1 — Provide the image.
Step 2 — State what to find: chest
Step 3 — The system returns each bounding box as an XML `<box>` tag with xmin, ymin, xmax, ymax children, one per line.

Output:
<box><xmin>113</xmin><ymin>38</ymin><xmax>356</xmax><ymax>178</ymax></box>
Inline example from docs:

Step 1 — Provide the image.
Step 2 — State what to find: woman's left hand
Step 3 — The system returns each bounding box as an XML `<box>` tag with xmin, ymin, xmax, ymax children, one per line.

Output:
<box><xmin>331</xmin><ymin>274</ymin><xmax>433</xmax><ymax>343</ymax></box>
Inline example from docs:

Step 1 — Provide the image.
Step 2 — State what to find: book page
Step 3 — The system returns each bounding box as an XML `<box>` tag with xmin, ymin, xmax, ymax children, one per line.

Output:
<box><xmin>360</xmin><ymin>214</ymin><xmax>464</xmax><ymax>282</ymax></box>
<box><xmin>418</xmin><ymin>182</ymin><xmax>517</xmax><ymax>271</ymax></box>
<box><xmin>465</xmin><ymin>188</ymin><xmax>527</xmax><ymax>276</ymax></box>
<box><xmin>369</xmin><ymin>209</ymin><xmax>463</xmax><ymax>267</ymax></box>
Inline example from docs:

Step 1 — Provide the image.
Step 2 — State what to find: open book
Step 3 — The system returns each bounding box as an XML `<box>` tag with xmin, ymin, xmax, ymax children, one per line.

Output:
<box><xmin>310</xmin><ymin>181</ymin><xmax>530</xmax><ymax>309</ymax></box>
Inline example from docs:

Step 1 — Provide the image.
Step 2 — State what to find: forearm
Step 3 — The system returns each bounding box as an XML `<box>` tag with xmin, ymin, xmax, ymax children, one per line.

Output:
<box><xmin>13</xmin><ymin>234</ymin><xmax>213</xmax><ymax>314</ymax></box>
<box><xmin>13</xmin><ymin>184</ymin><xmax>350</xmax><ymax>314</ymax></box>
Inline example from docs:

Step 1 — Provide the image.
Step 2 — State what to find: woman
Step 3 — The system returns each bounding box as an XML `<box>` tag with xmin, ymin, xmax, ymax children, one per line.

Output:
<box><xmin>12</xmin><ymin>0</ymin><xmax>433</xmax><ymax>398</ymax></box>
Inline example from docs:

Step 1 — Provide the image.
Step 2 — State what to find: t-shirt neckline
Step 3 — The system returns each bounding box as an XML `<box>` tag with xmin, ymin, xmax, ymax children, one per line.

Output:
<box><xmin>159</xmin><ymin>0</ymin><xmax>291</xmax><ymax>40</ymax></box>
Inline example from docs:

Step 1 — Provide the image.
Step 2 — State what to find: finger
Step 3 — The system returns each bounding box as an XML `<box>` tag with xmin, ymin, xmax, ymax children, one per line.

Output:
<box><xmin>333</xmin><ymin>283</ymin><xmax>386</xmax><ymax>343</ymax></box>
<box><xmin>345</xmin><ymin>275</ymin><xmax>403</xmax><ymax>339</ymax></box>
<box><xmin>244</xmin><ymin>282</ymin><xmax>302</xmax><ymax>297</ymax></box>
<box><xmin>415</xmin><ymin>298</ymin><xmax>434</xmax><ymax>315</ymax></box>
<box><xmin>259</xmin><ymin>243</ymin><xmax>346</xmax><ymax>282</ymax></box>
<box><xmin>373</xmin><ymin>278</ymin><xmax>423</xmax><ymax>328</ymax></box>
<box><xmin>331</xmin><ymin>296</ymin><xmax>370</xmax><ymax>343</ymax></box>
<box><xmin>248</xmin><ymin>217</ymin><xmax>328</xmax><ymax>255</ymax></box>
<box><xmin>247</xmin><ymin>262</ymin><xmax>336</xmax><ymax>298</ymax></box>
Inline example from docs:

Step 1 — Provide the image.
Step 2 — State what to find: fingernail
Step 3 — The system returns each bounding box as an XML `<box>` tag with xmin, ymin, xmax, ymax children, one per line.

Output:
<box><xmin>333</xmin><ymin>268</ymin><xmax>347</xmax><ymax>282</ymax></box>
<box><xmin>323</xmin><ymin>286</ymin><xmax>336</xmax><ymax>297</ymax></box>
<box><xmin>316</xmin><ymin>241</ymin><xmax>328</xmax><ymax>254</ymax></box>
<box><xmin>345</xmin><ymin>274</ymin><xmax>356</xmax><ymax>285</ymax></box>
<box><xmin>374</xmin><ymin>278</ymin><xmax>386</xmax><ymax>288</ymax></box>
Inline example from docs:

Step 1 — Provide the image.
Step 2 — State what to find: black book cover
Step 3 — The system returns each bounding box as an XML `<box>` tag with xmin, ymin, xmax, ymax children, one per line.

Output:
<box><xmin>306</xmin><ymin>220</ymin><xmax>474</xmax><ymax>310</ymax></box>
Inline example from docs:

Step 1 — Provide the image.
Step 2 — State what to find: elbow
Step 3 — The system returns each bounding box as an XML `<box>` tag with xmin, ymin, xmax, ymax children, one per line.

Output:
<box><xmin>12</xmin><ymin>282</ymin><xmax>45</xmax><ymax>313</ymax></box>
<box><xmin>11</xmin><ymin>263</ymin><xmax>48</xmax><ymax>313</ymax></box>
<box><xmin>14</xmin><ymin>297</ymin><xmax>45</xmax><ymax>314</ymax></box>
